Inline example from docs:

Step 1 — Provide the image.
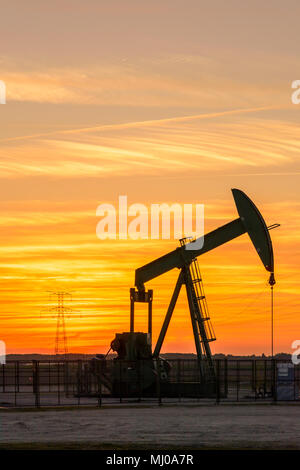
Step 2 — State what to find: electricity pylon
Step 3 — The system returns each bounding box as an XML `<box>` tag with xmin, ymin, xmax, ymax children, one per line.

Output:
<box><xmin>44</xmin><ymin>291</ymin><xmax>75</xmax><ymax>358</ymax></box>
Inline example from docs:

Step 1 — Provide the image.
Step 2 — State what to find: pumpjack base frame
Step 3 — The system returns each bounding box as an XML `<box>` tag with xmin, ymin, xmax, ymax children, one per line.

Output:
<box><xmin>129</xmin><ymin>263</ymin><xmax>216</xmax><ymax>383</ymax></box>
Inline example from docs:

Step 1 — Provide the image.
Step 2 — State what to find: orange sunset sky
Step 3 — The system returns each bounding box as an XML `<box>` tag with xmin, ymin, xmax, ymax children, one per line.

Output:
<box><xmin>0</xmin><ymin>1</ymin><xmax>299</xmax><ymax>356</ymax></box>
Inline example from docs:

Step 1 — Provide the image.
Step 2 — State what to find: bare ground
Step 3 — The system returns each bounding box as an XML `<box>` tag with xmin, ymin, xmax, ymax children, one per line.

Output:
<box><xmin>0</xmin><ymin>404</ymin><xmax>299</xmax><ymax>450</ymax></box>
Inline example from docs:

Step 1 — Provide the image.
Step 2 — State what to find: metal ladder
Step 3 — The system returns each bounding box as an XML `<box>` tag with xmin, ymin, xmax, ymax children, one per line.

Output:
<box><xmin>189</xmin><ymin>256</ymin><xmax>216</xmax><ymax>344</ymax></box>
<box><xmin>180</xmin><ymin>238</ymin><xmax>216</xmax><ymax>381</ymax></box>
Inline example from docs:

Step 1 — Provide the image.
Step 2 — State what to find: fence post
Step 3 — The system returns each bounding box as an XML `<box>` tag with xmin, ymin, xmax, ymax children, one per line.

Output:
<box><xmin>236</xmin><ymin>360</ymin><xmax>240</xmax><ymax>402</ymax></box>
<box><xmin>264</xmin><ymin>359</ymin><xmax>267</xmax><ymax>397</ymax></box>
<box><xmin>156</xmin><ymin>358</ymin><xmax>162</xmax><ymax>406</ymax></box>
<box><xmin>33</xmin><ymin>360</ymin><xmax>40</xmax><ymax>408</ymax></box>
<box><xmin>272</xmin><ymin>359</ymin><xmax>277</xmax><ymax>403</ymax></box>
<box><xmin>294</xmin><ymin>362</ymin><xmax>296</xmax><ymax>401</ymax></box>
<box><xmin>97</xmin><ymin>361</ymin><xmax>102</xmax><ymax>407</ymax></box>
<box><xmin>252</xmin><ymin>360</ymin><xmax>255</xmax><ymax>398</ymax></box>
<box><xmin>119</xmin><ymin>361</ymin><xmax>123</xmax><ymax>403</ymax></box>
<box><xmin>58</xmin><ymin>362</ymin><xmax>61</xmax><ymax>405</ymax></box>
<box><xmin>224</xmin><ymin>358</ymin><xmax>228</xmax><ymax>398</ymax></box>
<box><xmin>14</xmin><ymin>362</ymin><xmax>17</xmax><ymax>406</ymax></box>
<box><xmin>2</xmin><ymin>363</ymin><xmax>5</xmax><ymax>392</ymax></box>
<box><xmin>138</xmin><ymin>360</ymin><xmax>142</xmax><ymax>402</ymax></box>
<box><xmin>177</xmin><ymin>359</ymin><xmax>181</xmax><ymax>402</ymax></box>
<box><xmin>48</xmin><ymin>362</ymin><xmax>51</xmax><ymax>392</ymax></box>
<box><xmin>64</xmin><ymin>361</ymin><xmax>69</xmax><ymax>397</ymax></box>
<box><xmin>216</xmin><ymin>359</ymin><xmax>220</xmax><ymax>404</ymax></box>
<box><xmin>77</xmin><ymin>360</ymin><xmax>81</xmax><ymax>406</ymax></box>
<box><xmin>16</xmin><ymin>361</ymin><xmax>20</xmax><ymax>392</ymax></box>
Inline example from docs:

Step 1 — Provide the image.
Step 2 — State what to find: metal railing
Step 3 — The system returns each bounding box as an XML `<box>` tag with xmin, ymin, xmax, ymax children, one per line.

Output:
<box><xmin>0</xmin><ymin>359</ymin><xmax>299</xmax><ymax>408</ymax></box>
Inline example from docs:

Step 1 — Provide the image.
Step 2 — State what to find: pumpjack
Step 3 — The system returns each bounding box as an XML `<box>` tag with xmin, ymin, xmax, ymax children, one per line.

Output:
<box><xmin>94</xmin><ymin>189</ymin><xmax>278</xmax><ymax>397</ymax></box>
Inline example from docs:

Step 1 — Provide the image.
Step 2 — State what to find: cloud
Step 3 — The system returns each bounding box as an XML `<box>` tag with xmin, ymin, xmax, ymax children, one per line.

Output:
<box><xmin>1</xmin><ymin>52</ymin><xmax>294</xmax><ymax>108</ymax></box>
<box><xmin>0</xmin><ymin>111</ymin><xmax>297</xmax><ymax>178</ymax></box>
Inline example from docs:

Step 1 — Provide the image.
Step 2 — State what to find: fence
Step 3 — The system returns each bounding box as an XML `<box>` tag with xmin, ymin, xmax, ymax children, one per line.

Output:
<box><xmin>0</xmin><ymin>359</ymin><xmax>299</xmax><ymax>408</ymax></box>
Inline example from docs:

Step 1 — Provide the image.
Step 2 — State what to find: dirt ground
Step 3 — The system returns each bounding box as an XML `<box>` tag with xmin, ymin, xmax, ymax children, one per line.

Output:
<box><xmin>1</xmin><ymin>404</ymin><xmax>300</xmax><ymax>450</ymax></box>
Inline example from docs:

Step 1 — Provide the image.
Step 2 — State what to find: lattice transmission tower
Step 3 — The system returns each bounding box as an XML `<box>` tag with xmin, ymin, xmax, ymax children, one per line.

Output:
<box><xmin>44</xmin><ymin>291</ymin><xmax>75</xmax><ymax>357</ymax></box>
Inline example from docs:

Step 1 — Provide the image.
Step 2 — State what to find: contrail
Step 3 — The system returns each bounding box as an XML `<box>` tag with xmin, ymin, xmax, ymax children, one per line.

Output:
<box><xmin>0</xmin><ymin>105</ymin><xmax>279</xmax><ymax>143</ymax></box>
